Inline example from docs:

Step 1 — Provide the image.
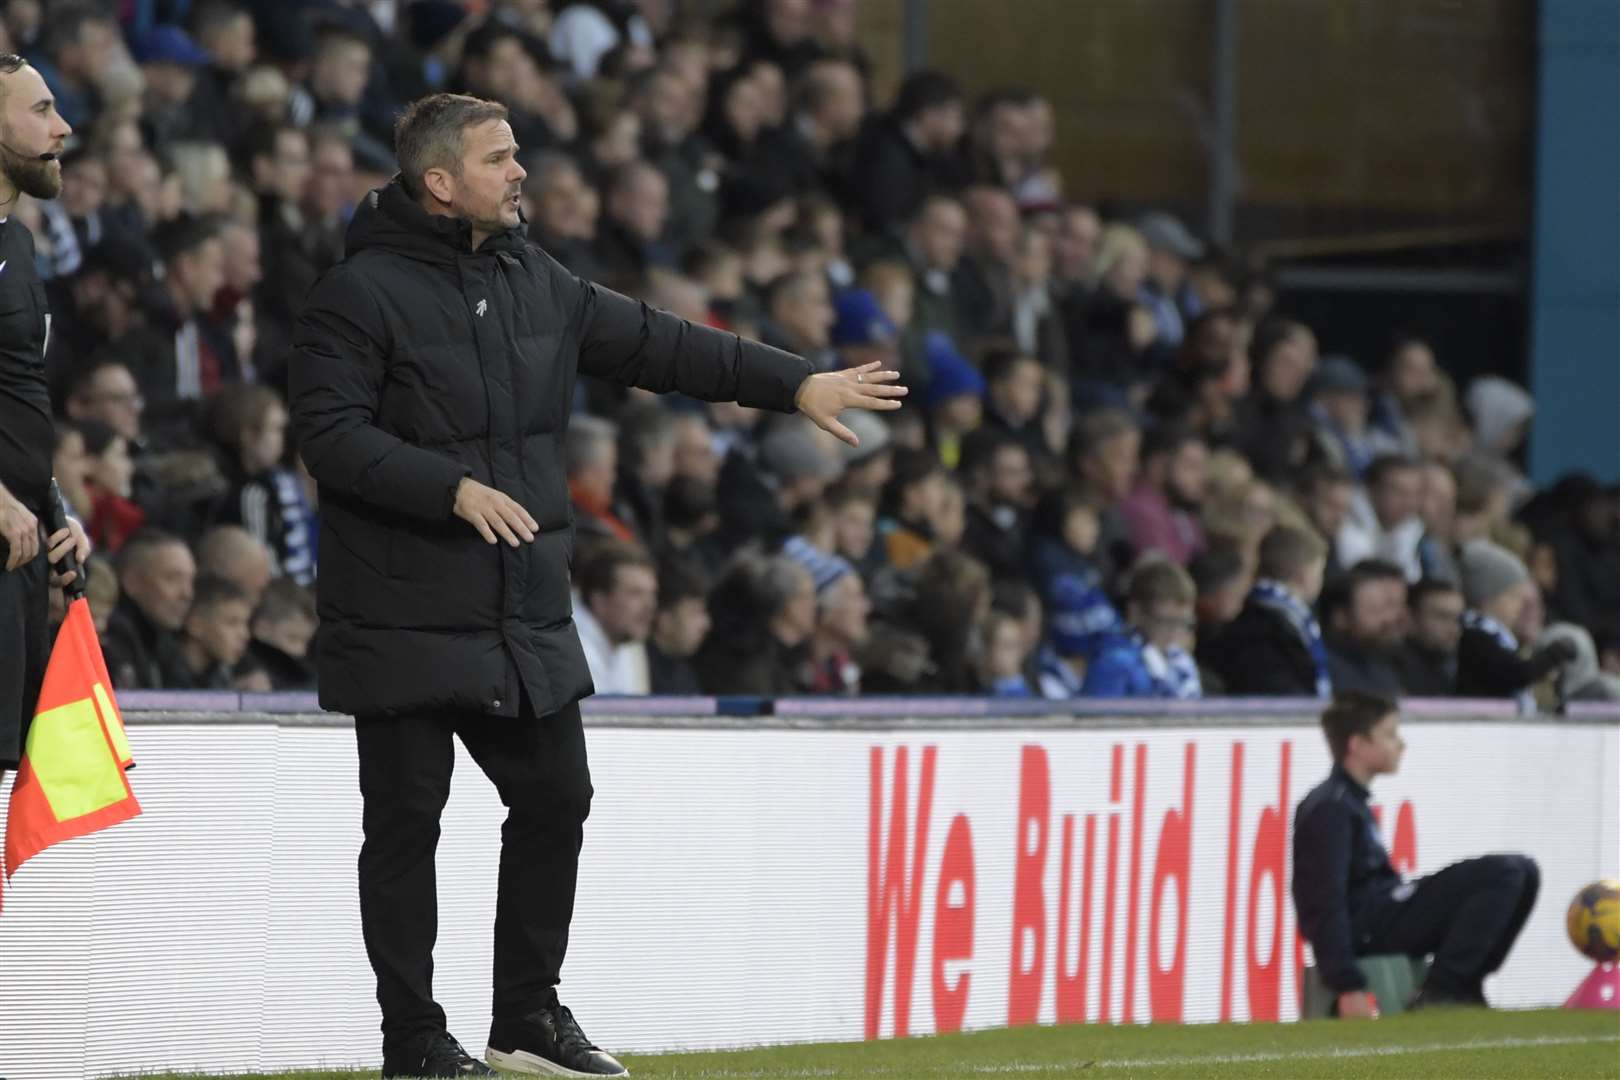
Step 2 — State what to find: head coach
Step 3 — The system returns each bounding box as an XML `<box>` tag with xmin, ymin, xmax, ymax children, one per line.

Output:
<box><xmin>287</xmin><ymin>92</ymin><xmax>905</xmax><ymax>1079</ymax></box>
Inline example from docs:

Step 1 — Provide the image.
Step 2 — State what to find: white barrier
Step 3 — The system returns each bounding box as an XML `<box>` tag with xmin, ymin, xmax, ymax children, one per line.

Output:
<box><xmin>1</xmin><ymin>707</ymin><xmax>1616</xmax><ymax>1079</ymax></box>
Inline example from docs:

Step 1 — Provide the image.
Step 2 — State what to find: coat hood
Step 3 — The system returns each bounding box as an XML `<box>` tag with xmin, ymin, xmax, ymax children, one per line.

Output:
<box><xmin>345</xmin><ymin>177</ymin><xmax>528</xmax><ymax>266</ymax></box>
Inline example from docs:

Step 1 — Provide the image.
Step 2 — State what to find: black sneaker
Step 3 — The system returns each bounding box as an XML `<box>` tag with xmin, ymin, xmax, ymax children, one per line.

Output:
<box><xmin>383</xmin><ymin>1033</ymin><xmax>497</xmax><ymax>1078</ymax></box>
<box><xmin>486</xmin><ymin>1005</ymin><xmax>628</xmax><ymax>1077</ymax></box>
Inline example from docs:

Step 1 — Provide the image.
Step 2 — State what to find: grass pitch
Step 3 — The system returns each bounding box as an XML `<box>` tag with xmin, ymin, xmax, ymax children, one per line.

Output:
<box><xmin>128</xmin><ymin>1007</ymin><xmax>1620</xmax><ymax>1080</ymax></box>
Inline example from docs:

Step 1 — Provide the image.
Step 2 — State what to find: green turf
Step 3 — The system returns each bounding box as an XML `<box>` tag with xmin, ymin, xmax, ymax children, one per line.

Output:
<box><xmin>117</xmin><ymin>1007</ymin><xmax>1620</xmax><ymax>1080</ymax></box>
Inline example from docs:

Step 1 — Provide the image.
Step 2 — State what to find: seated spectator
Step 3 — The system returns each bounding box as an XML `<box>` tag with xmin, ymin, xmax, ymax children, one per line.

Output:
<box><xmin>761</xmin><ymin>268</ymin><xmax>836</xmax><ymax>371</ymax></box>
<box><xmin>1234</xmin><ymin>317</ymin><xmax>1317</xmax><ymax>483</ymax></box>
<box><xmin>958</xmin><ymin>428</ymin><xmax>1033</xmax><ymax>583</ymax></box>
<box><xmin>594</xmin><ymin>161</ymin><xmax>671</xmax><ymax>290</ymax></box>
<box><xmin>694</xmin><ymin>553</ymin><xmax>817</xmax><ymax>695</ymax></box>
<box><xmin>1082</xmin><ymin>558</ymin><xmax>1202</xmax><ymax>699</ymax></box>
<box><xmin>208</xmin><ymin>385</ymin><xmax>316</xmax><ymax>585</ymax></box>
<box><xmin>1028</xmin><ymin>490</ymin><xmax>1122</xmax><ymax>698</ymax></box>
<box><xmin>1547</xmin><ymin>475</ymin><xmax>1620</xmax><ymax>644</ymax></box>
<box><xmin>783</xmin><ymin>537</ymin><xmax>871</xmax><ymax>694</ymax></box>
<box><xmin>1395</xmin><ymin>578</ymin><xmax>1464</xmax><ymax>697</ymax></box>
<box><xmin>1068</xmin><ymin>405</ymin><xmax>1142</xmax><ymax>581</ymax></box>
<box><xmin>177</xmin><ymin>574</ymin><xmax>255</xmax><ymax>689</ymax></box>
<box><xmin>79</xmin><ymin>420</ymin><xmax>146</xmax><ymax>554</ymax></box>
<box><xmin>1456</xmin><ymin>539</ymin><xmax>1576</xmax><ymax>710</ymax></box>
<box><xmin>103</xmin><ymin>529</ymin><xmax>196</xmax><ymax>689</ymax></box>
<box><xmin>716</xmin><ymin>416</ymin><xmax>843</xmax><ymax>551</ymax></box>
<box><xmin>1119</xmin><ymin>423</ymin><xmax>1208</xmax><ymax>566</ymax></box>
<box><xmin>920</xmin><ymin>332</ymin><xmax>984</xmax><ymax>469</ymax></box>
<box><xmin>976</xmin><ymin>608</ymin><xmax>1037</xmax><ymax>697</ymax></box>
<box><xmin>1295</xmin><ymin>462</ymin><xmax>1355</xmax><ymax>582</ymax></box>
<box><xmin>1135</xmin><ymin>211</ymin><xmax>1203</xmax><ymax>351</ymax></box>
<box><xmin>902</xmin><ymin>548</ymin><xmax>991</xmax><ymax>693</ymax></box>
<box><xmin>1416</xmin><ymin>461</ymin><xmax>1461</xmax><ymax>584</ymax></box>
<box><xmin>847</xmin><ymin>69</ymin><xmax>965</xmax><ymax>235</ymax></box>
<box><xmin>247</xmin><ymin>578</ymin><xmax>318</xmax><ymax>691</ymax></box>
<box><xmin>647</xmin><ymin>558</ymin><xmax>711</xmax><ymax>696</ymax></box>
<box><xmin>1540</xmin><ymin>623</ymin><xmax>1620</xmax><ymax>704</ymax></box>
<box><xmin>1202</xmin><ymin>524</ymin><xmax>1331</xmax><ymax>697</ymax></box>
<box><xmin>835</xmin><ymin>409</ymin><xmax>894</xmax><ymax>499</ymax></box>
<box><xmin>827</xmin><ymin>484</ymin><xmax>879</xmax><ymax>570</ymax></box>
<box><xmin>877</xmin><ymin>448</ymin><xmax>948</xmax><ymax>572</ymax></box>
<box><xmin>1368</xmin><ymin>335</ymin><xmax>1441</xmax><ymax>459</ymax></box>
<box><xmin>1321</xmin><ymin>560</ymin><xmax>1408</xmax><ymax>698</ymax></box>
<box><xmin>64</xmin><ymin>358</ymin><xmax>146</xmax><ymax>446</ymax></box>
<box><xmin>830</xmin><ymin>288</ymin><xmax>900</xmax><ymax>373</ymax></box>
<box><xmin>1068</xmin><ymin>223</ymin><xmax>1152</xmax><ymax>397</ymax></box>
<box><xmin>567</xmin><ymin>415</ymin><xmax>638</xmax><ymax>545</ymax></box>
<box><xmin>573</xmin><ymin>542</ymin><xmax>658</xmax><ymax>695</ymax></box>
<box><xmin>1294</xmin><ymin>692</ymin><xmax>1540</xmax><ymax>1013</ymax></box>
<box><xmin>1464</xmin><ymin>375</ymin><xmax>1535</xmax><ymax>503</ymax></box>
<box><xmin>1338</xmin><ymin>455</ymin><xmax>1425</xmax><ymax>582</ymax></box>
<box><xmin>614</xmin><ymin>400</ymin><xmax>677</xmax><ymax>546</ymax></box>
<box><xmin>660</xmin><ymin>474</ymin><xmax>722</xmax><ymax>574</ymax></box>
<box><xmin>195</xmin><ymin>524</ymin><xmax>273</xmax><ymax>610</ymax></box>
<box><xmin>981</xmin><ymin>348</ymin><xmax>1053</xmax><ymax>471</ymax></box>
<box><xmin>898</xmin><ymin>195</ymin><xmax>970</xmax><ymax>345</ymax></box>
<box><xmin>1305</xmin><ymin>355</ymin><xmax>1374</xmax><ymax>481</ymax></box>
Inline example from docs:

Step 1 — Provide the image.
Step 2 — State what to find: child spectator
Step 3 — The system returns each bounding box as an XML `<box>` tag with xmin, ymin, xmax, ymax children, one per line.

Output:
<box><xmin>178</xmin><ymin>575</ymin><xmax>255</xmax><ymax>690</ymax></box>
<box><xmin>1294</xmin><ymin>692</ymin><xmax>1540</xmax><ymax>1013</ymax></box>
<box><xmin>248</xmin><ymin>578</ymin><xmax>318</xmax><ymax>691</ymax></box>
<box><xmin>1203</xmin><ymin>524</ymin><xmax>1331</xmax><ymax>696</ymax></box>
<box><xmin>1082</xmin><ymin>558</ymin><xmax>1202</xmax><ymax>698</ymax></box>
<box><xmin>920</xmin><ymin>332</ymin><xmax>984</xmax><ymax>469</ymax></box>
<box><xmin>647</xmin><ymin>559</ymin><xmax>711</xmax><ymax>696</ymax></box>
<box><xmin>80</xmin><ymin>419</ymin><xmax>146</xmax><ymax>554</ymax></box>
<box><xmin>1028</xmin><ymin>489</ymin><xmax>1122</xmax><ymax>698</ymax></box>
<box><xmin>977</xmin><ymin>608</ymin><xmax>1036</xmax><ymax>697</ymax></box>
<box><xmin>209</xmin><ymin>384</ymin><xmax>316</xmax><ymax>585</ymax></box>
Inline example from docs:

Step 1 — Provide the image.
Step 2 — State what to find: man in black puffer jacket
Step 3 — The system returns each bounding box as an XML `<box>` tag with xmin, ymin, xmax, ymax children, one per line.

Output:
<box><xmin>289</xmin><ymin>93</ymin><xmax>905</xmax><ymax>1080</ymax></box>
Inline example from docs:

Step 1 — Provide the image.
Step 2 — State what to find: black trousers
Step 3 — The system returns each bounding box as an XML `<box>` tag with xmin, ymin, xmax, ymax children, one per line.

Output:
<box><xmin>1363</xmin><ymin>854</ymin><xmax>1540</xmax><ymax>993</ymax></box>
<box><xmin>0</xmin><ymin>545</ymin><xmax>48</xmax><ymax>771</ymax></box>
<box><xmin>355</xmin><ymin>694</ymin><xmax>593</xmax><ymax>1054</ymax></box>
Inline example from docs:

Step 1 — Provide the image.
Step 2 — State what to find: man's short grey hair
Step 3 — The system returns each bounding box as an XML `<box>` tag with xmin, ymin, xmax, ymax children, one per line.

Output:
<box><xmin>565</xmin><ymin>415</ymin><xmax>617</xmax><ymax>475</ymax></box>
<box><xmin>393</xmin><ymin>92</ymin><xmax>509</xmax><ymax>199</ymax></box>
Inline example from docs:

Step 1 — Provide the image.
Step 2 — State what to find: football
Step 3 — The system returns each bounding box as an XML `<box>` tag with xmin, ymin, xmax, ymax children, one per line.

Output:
<box><xmin>1567</xmin><ymin>879</ymin><xmax>1620</xmax><ymax>963</ymax></box>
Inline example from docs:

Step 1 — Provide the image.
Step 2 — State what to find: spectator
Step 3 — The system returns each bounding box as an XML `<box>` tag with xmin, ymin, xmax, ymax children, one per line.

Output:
<box><xmin>195</xmin><ymin>524</ymin><xmax>273</xmax><ymax>609</ymax></box>
<box><xmin>953</xmin><ymin>185</ymin><xmax>1019</xmax><ymax>341</ymax></box>
<box><xmin>981</xmin><ymin>348</ymin><xmax>1052</xmax><ymax>470</ymax></box>
<box><xmin>29</xmin><ymin>1</ymin><xmax>121</xmax><ymax>130</ymax></box>
<box><xmin>1415</xmin><ymin>460</ymin><xmax>1461</xmax><ymax>584</ymax></box>
<box><xmin>247</xmin><ymin>578</ymin><xmax>318</xmax><ymax>691</ymax></box>
<box><xmin>550</xmin><ymin>0</ymin><xmax>657</xmax><ymax>80</ymax></box>
<box><xmin>567</xmin><ymin>415</ymin><xmax>636</xmax><ymax>544</ymax></box>
<box><xmin>177</xmin><ymin>574</ymin><xmax>255</xmax><ymax>689</ymax></box>
<box><xmin>899</xmin><ymin>194</ymin><xmax>968</xmax><ymax>344</ymax></box>
<box><xmin>1007</xmin><ymin>224</ymin><xmax>1068</xmax><ymax>372</ymax></box>
<box><xmin>762</xmin><ymin>268</ymin><xmax>836</xmax><ymax>370</ymax></box>
<box><xmin>103</xmin><ymin>528</ymin><xmax>196</xmax><ymax>689</ymax></box>
<box><xmin>717</xmin><ymin>415</ymin><xmax>842</xmax><ymax>551</ymax></box>
<box><xmin>1396</xmin><ymin>578</ymin><xmax>1464</xmax><ymax>697</ymax></box>
<box><xmin>1202</xmin><ymin>524</ymin><xmax>1331</xmax><ymax>697</ymax></box>
<box><xmin>1068</xmin><ymin>406</ymin><xmax>1141</xmax><ymax>580</ymax></box>
<box><xmin>1120</xmin><ymin>424</ymin><xmax>1208</xmax><ymax>565</ymax></box>
<box><xmin>958</xmin><ymin>427</ymin><xmax>1033</xmax><ymax>583</ymax></box>
<box><xmin>126</xmin><ymin>214</ymin><xmax>229</xmax><ymax>443</ymax></box>
<box><xmin>1337</xmin><ymin>455</ymin><xmax>1425</xmax><ymax>582</ymax></box>
<box><xmin>877</xmin><ymin>447</ymin><xmax>948</xmax><ymax>572</ymax></box>
<box><xmin>1540</xmin><ymin>623</ymin><xmax>1620</xmax><ymax>704</ymax></box>
<box><xmin>834</xmin><ymin>409</ymin><xmax>894</xmax><ymax>500</ymax></box>
<box><xmin>1321</xmin><ymin>560</ymin><xmax>1408</xmax><ymax>698</ymax></box>
<box><xmin>755</xmin><ymin>58</ymin><xmax>864</xmax><ymax>199</ymax></box>
<box><xmin>827</xmin><ymin>485</ymin><xmax>879</xmax><ymax>569</ymax></box>
<box><xmin>1305</xmin><ymin>355</ymin><xmax>1374</xmax><ymax>481</ymax></box>
<box><xmin>614</xmin><ymin>400</ymin><xmax>677</xmax><ymax>545</ymax></box>
<box><xmin>1296</xmin><ymin>462</ymin><xmax>1356</xmax><ymax>581</ymax></box>
<box><xmin>1369</xmin><ymin>335</ymin><xmax>1441</xmax><ymax>459</ymax></box>
<box><xmin>523</xmin><ymin>151</ymin><xmax>601</xmax><ymax>278</ymax></box>
<box><xmin>1456</xmin><ymin>539</ymin><xmax>1576</xmax><ymax>709</ymax></box>
<box><xmin>594</xmin><ymin>161</ymin><xmax>670</xmax><ymax>289</ymax></box>
<box><xmin>659</xmin><ymin>474</ymin><xmax>721</xmax><ymax>573</ymax></box>
<box><xmin>783</xmin><ymin>536</ymin><xmax>870</xmax><ymax>693</ymax></box>
<box><xmin>630</xmin><ymin>64</ymin><xmax>715</xmax><ymax>261</ymax></box>
<box><xmin>65</xmin><ymin>357</ymin><xmax>146</xmax><ymax>445</ymax></box>
<box><xmin>848</xmin><ymin>69</ymin><xmax>965</xmax><ymax>234</ymax></box>
<box><xmin>1464</xmin><ymin>375</ymin><xmax>1534</xmax><ymax>490</ymax></box>
<box><xmin>79</xmin><ymin>419</ymin><xmax>144</xmax><ymax>554</ymax></box>
<box><xmin>1235</xmin><ymin>317</ymin><xmax>1317</xmax><ymax>482</ymax></box>
<box><xmin>1028</xmin><ymin>489</ymin><xmax>1121</xmax><ymax>698</ymax></box>
<box><xmin>829</xmin><ymin>288</ymin><xmax>899</xmax><ymax>372</ymax></box>
<box><xmin>1068</xmin><ymin>223</ymin><xmax>1152</xmax><ymax>396</ymax></box>
<box><xmin>574</xmin><ymin>541</ymin><xmax>658</xmax><ymax>695</ymax></box>
<box><xmin>1546</xmin><ymin>476</ymin><xmax>1620</xmax><ymax>643</ymax></box>
<box><xmin>1082</xmin><ymin>558</ymin><xmax>1202</xmax><ymax>699</ymax></box>
<box><xmin>646</xmin><ymin>558</ymin><xmax>710</xmax><ymax>695</ymax></box>
<box><xmin>902</xmin><ymin>548</ymin><xmax>992</xmax><ymax>693</ymax></box>
<box><xmin>977</xmin><ymin>608</ymin><xmax>1036</xmax><ymax>697</ymax></box>
<box><xmin>1135</xmin><ymin>212</ymin><xmax>1203</xmax><ymax>351</ymax></box>
<box><xmin>52</xmin><ymin>423</ymin><xmax>95</xmax><ymax>524</ymax></box>
<box><xmin>1053</xmin><ymin>203</ymin><xmax>1102</xmax><ymax>296</ymax></box>
<box><xmin>1189</xmin><ymin>544</ymin><xmax>1249</xmax><ymax>690</ymax></box>
<box><xmin>920</xmin><ymin>331</ymin><xmax>983</xmax><ymax>469</ymax></box>
<box><xmin>694</xmin><ymin>553</ymin><xmax>816</xmax><ymax>695</ymax></box>
<box><xmin>208</xmin><ymin>384</ymin><xmax>317</xmax><ymax>585</ymax></box>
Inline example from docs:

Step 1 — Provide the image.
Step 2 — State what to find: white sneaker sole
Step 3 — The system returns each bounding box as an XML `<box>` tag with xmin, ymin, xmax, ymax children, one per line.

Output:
<box><xmin>485</xmin><ymin>1046</ymin><xmax>628</xmax><ymax>1078</ymax></box>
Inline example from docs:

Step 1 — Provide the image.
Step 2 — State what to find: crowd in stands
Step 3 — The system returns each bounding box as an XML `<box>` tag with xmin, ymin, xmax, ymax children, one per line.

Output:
<box><xmin>19</xmin><ymin>0</ymin><xmax>1620</xmax><ymax>706</ymax></box>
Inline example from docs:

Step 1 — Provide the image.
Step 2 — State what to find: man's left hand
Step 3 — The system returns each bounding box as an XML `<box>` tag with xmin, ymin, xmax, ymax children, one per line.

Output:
<box><xmin>45</xmin><ymin>517</ymin><xmax>92</xmax><ymax>588</ymax></box>
<box><xmin>794</xmin><ymin>361</ymin><xmax>907</xmax><ymax>447</ymax></box>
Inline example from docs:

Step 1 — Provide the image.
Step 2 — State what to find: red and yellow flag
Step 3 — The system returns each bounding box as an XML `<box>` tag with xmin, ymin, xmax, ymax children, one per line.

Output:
<box><xmin>3</xmin><ymin>597</ymin><xmax>140</xmax><ymax>905</ymax></box>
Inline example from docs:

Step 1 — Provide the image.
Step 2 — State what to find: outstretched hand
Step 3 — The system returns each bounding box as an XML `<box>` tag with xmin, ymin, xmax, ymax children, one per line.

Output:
<box><xmin>794</xmin><ymin>361</ymin><xmax>908</xmax><ymax>447</ymax></box>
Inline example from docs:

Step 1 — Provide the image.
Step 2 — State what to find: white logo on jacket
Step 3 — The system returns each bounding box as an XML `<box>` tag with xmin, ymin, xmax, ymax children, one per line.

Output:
<box><xmin>476</xmin><ymin>298</ymin><xmax>488</xmax><ymax>317</ymax></box>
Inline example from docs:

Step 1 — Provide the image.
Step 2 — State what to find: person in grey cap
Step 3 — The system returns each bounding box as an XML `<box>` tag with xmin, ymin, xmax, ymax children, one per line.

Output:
<box><xmin>1137</xmin><ymin>211</ymin><xmax>1204</xmax><ymax>350</ymax></box>
<box><xmin>1455</xmin><ymin>539</ymin><xmax>1576</xmax><ymax>709</ymax></box>
<box><xmin>1306</xmin><ymin>355</ymin><xmax>1374</xmax><ymax>480</ymax></box>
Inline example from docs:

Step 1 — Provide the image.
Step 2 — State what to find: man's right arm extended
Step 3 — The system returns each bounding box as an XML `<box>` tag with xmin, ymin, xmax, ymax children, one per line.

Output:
<box><xmin>288</xmin><ymin>265</ymin><xmax>536</xmax><ymax>546</ymax></box>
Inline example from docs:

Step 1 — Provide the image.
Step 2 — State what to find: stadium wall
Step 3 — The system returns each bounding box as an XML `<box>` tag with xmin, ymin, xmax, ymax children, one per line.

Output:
<box><xmin>1</xmin><ymin>698</ymin><xmax>1615</xmax><ymax>1080</ymax></box>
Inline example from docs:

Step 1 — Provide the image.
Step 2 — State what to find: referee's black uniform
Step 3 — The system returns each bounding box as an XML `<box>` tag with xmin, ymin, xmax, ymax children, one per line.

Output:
<box><xmin>0</xmin><ymin>214</ymin><xmax>54</xmax><ymax>770</ymax></box>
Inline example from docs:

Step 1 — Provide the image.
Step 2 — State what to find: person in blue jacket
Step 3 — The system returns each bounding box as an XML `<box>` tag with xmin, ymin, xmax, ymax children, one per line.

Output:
<box><xmin>1082</xmin><ymin>557</ymin><xmax>1202</xmax><ymax>698</ymax></box>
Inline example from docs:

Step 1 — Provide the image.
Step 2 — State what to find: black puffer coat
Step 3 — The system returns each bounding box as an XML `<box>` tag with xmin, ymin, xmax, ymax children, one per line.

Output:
<box><xmin>289</xmin><ymin>181</ymin><xmax>811</xmax><ymax>718</ymax></box>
